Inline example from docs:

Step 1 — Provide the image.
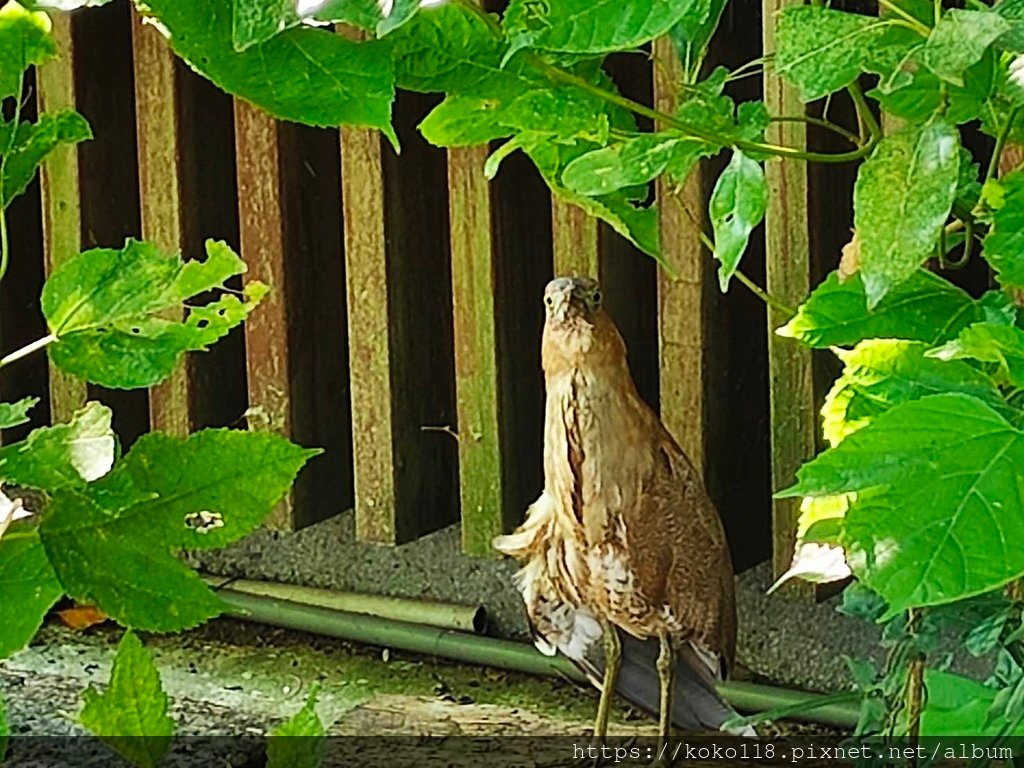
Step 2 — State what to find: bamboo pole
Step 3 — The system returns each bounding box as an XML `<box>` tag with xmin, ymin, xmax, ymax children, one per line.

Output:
<box><xmin>203</xmin><ymin>575</ymin><xmax>486</xmax><ymax>634</ymax></box>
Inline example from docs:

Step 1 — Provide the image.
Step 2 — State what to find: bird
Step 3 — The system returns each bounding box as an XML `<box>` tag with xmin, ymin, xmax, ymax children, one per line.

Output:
<box><xmin>494</xmin><ymin>276</ymin><xmax>745</xmax><ymax>751</ymax></box>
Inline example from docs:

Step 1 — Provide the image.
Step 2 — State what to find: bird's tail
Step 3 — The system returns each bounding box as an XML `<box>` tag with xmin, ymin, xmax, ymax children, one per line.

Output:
<box><xmin>576</xmin><ymin>634</ymin><xmax>754</xmax><ymax>736</ymax></box>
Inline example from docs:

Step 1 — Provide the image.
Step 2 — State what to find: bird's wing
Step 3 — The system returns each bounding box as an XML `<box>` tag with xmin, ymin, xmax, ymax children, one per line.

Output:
<box><xmin>621</xmin><ymin>430</ymin><xmax>737</xmax><ymax>675</ymax></box>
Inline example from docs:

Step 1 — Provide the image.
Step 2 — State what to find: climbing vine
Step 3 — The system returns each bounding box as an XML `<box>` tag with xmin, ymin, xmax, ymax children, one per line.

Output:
<box><xmin>8</xmin><ymin>0</ymin><xmax>1024</xmax><ymax>757</ymax></box>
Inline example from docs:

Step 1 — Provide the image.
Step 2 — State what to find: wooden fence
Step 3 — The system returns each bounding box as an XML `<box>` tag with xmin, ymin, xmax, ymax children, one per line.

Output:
<box><xmin>0</xmin><ymin>0</ymin><xmax>879</xmax><ymax>576</ymax></box>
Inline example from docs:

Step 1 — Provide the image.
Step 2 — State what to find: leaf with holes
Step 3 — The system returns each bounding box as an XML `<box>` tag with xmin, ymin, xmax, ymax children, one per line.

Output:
<box><xmin>780</xmin><ymin>393</ymin><xmax>1024</xmax><ymax>620</ymax></box>
<box><xmin>42</xmin><ymin>239</ymin><xmax>267</xmax><ymax>389</ymax></box>
<box><xmin>135</xmin><ymin>0</ymin><xmax>396</xmax><ymax>142</ymax></box>
<box><xmin>709</xmin><ymin>149</ymin><xmax>766</xmax><ymax>291</ymax></box>
<box><xmin>38</xmin><ymin>428</ymin><xmax>318</xmax><ymax>631</ymax></box>
<box><xmin>0</xmin><ymin>526</ymin><xmax>64</xmax><ymax>659</ymax></box>
<box><xmin>853</xmin><ymin>121</ymin><xmax>960</xmax><ymax>308</ymax></box>
<box><xmin>502</xmin><ymin>0</ymin><xmax>703</xmax><ymax>60</ymax></box>
<box><xmin>778</xmin><ymin>270</ymin><xmax>997</xmax><ymax>348</ymax></box>
<box><xmin>80</xmin><ymin>632</ymin><xmax>173</xmax><ymax>768</ymax></box>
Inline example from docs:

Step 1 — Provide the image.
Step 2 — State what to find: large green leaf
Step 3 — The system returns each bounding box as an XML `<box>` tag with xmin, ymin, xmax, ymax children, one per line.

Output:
<box><xmin>853</xmin><ymin>121</ymin><xmax>960</xmax><ymax>308</ymax></box>
<box><xmin>709</xmin><ymin>150</ymin><xmax>766</xmax><ymax>291</ymax></box>
<box><xmin>822</xmin><ymin>340</ymin><xmax>1004</xmax><ymax>446</ymax></box>
<box><xmin>267</xmin><ymin>685</ymin><xmax>326</xmax><ymax>768</ymax></box>
<box><xmin>921</xmin><ymin>9</ymin><xmax>1010</xmax><ymax>86</ymax></box>
<box><xmin>42</xmin><ymin>239</ymin><xmax>267</xmax><ymax>389</ymax></box>
<box><xmin>782</xmin><ymin>393</ymin><xmax>1024</xmax><ymax>619</ymax></box>
<box><xmin>80</xmin><ymin>632</ymin><xmax>174</xmax><ymax>768</ymax></box>
<box><xmin>930</xmin><ymin>322</ymin><xmax>1024</xmax><ymax>388</ymax></box>
<box><xmin>0</xmin><ymin>402</ymin><xmax>114</xmax><ymax>490</ymax></box>
<box><xmin>135</xmin><ymin>0</ymin><xmax>396</xmax><ymax>142</ymax></box>
<box><xmin>503</xmin><ymin>0</ymin><xmax>702</xmax><ymax>59</ymax></box>
<box><xmin>0</xmin><ymin>2</ymin><xmax>55</xmax><ymax>101</ymax></box>
<box><xmin>922</xmin><ymin>669</ymin><xmax>1024</xmax><ymax>736</ymax></box>
<box><xmin>0</xmin><ymin>396</ymin><xmax>37</xmax><ymax>430</ymax></box>
<box><xmin>871</xmin><ymin>50</ymin><xmax>996</xmax><ymax>126</ymax></box>
<box><xmin>561</xmin><ymin>132</ymin><xmax>712</xmax><ymax>196</ymax></box>
<box><xmin>1</xmin><ymin>110</ymin><xmax>91</xmax><ymax>206</ymax></box>
<box><xmin>984</xmin><ymin>170</ymin><xmax>1024</xmax><ymax>290</ymax></box>
<box><xmin>0</xmin><ymin>526</ymin><xmax>63</xmax><ymax>659</ymax></box>
<box><xmin>39</xmin><ymin>428</ymin><xmax>318</xmax><ymax>631</ymax></box>
<box><xmin>778</xmin><ymin>270</ymin><xmax>994</xmax><ymax>348</ymax></box>
<box><xmin>775</xmin><ymin>7</ymin><xmax>918</xmax><ymax>102</ymax></box>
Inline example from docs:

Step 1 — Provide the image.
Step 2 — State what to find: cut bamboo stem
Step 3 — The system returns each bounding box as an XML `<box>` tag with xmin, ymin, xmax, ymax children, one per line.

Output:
<box><xmin>213</xmin><ymin>587</ymin><xmax>859</xmax><ymax>729</ymax></box>
<box><xmin>203</xmin><ymin>574</ymin><xmax>486</xmax><ymax>634</ymax></box>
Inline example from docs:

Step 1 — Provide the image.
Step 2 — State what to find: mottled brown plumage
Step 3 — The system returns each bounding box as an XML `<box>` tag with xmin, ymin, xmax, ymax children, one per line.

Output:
<box><xmin>494</xmin><ymin>276</ymin><xmax>738</xmax><ymax>742</ymax></box>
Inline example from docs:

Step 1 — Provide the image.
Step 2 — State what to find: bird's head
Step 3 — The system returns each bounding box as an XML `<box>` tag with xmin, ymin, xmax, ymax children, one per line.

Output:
<box><xmin>541</xmin><ymin>276</ymin><xmax>626</xmax><ymax>375</ymax></box>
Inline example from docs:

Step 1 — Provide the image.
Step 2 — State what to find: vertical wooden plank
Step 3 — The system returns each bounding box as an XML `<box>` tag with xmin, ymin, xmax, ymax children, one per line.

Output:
<box><xmin>762</xmin><ymin>0</ymin><xmax>816</xmax><ymax>589</ymax></box>
<box><xmin>551</xmin><ymin>201</ymin><xmax>598</xmax><ymax>277</ymax></box>
<box><xmin>449</xmin><ymin>145</ymin><xmax>510</xmax><ymax>556</ymax></box>
<box><xmin>35</xmin><ymin>12</ymin><xmax>87</xmax><ymax>424</ymax></box>
<box><xmin>233</xmin><ymin>100</ymin><xmax>295</xmax><ymax>529</ymax></box>
<box><xmin>653</xmin><ymin>37</ymin><xmax>706</xmax><ymax>475</ymax></box>
<box><xmin>339</xmin><ymin>125</ymin><xmax>396</xmax><ymax>544</ymax></box>
<box><xmin>131</xmin><ymin>8</ymin><xmax>190</xmax><ymax>437</ymax></box>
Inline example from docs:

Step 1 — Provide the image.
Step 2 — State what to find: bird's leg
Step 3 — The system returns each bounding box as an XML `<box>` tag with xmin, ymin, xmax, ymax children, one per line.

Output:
<box><xmin>592</xmin><ymin>619</ymin><xmax>621</xmax><ymax>746</ymax></box>
<box><xmin>655</xmin><ymin>633</ymin><xmax>675</xmax><ymax>766</ymax></box>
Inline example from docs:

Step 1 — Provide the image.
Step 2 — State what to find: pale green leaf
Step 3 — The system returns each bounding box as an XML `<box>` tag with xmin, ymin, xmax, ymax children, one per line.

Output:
<box><xmin>39</xmin><ymin>428</ymin><xmax>318</xmax><ymax>631</ymax></box>
<box><xmin>709</xmin><ymin>149</ymin><xmax>766</xmax><ymax>291</ymax></box>
<box><xmin>984</xmin><ymin>170</ymin><xmax>1024</xmax><ymax>289</ymax></box>
<box><xmin>782</xmin><ymin>393</ymin><xmax>1024</xmax><ymax>619</ymax></box>
<box><xmin>135</xmin><ymin>0</ymin><xmax>396</xmax><ymax>142</ymax></box>
<box><xmin>503</xmin><ymin>0</ymin><xmax>702</xmax><ymax>59</ymax></box>
<box><xmin>562</xmin><ymin>132</ymin><xmax>711</xmax><ymax>197</ymax></box>
<box><xmin>922</xmin><ymin>9</ymin><xmax>1010</xmax><ymax>86</ymax></box>
<box><xmin>232</xmin><ymin>0</ymin><xmax>294</xmax><ymax>51</ymax></box>
<box><xmin>853</xmin><ymin>121</ymin><xmax>960</xmax><ymax>308</ymax></box>
<box><xmin>267</xmin><ymin>684</ymin><xmax>326</xmax><ymax>768</ymax></box>
<box><xmin>778</xmin><ymin>270</ymin><xmax>990</xmax><ymax>348</ymax></box>
<box><xmin>0</xmin><ymin>402</ymin><xmax>115</xmax><ymax>490</ymax></box>
<box><xmin>418</xmin><ymin>94</ymin><xmax>516</xmax><ymax>147</ymax></box>
<box><xmin>0</xmin><ymin>1</ymin><xmax>55</xmax><ymax>101</ymax></box>
<box><xmin>42</xmin><ymin>239</ymin><xmax>267</xmax><ymax>389</ymax></box>
<box><xmin>775</xmin><ymin>7</ymin><xmax>917</xmax><ymax>102</ymax></box>
<box><xmin>80</xmin><ymin>632</ymin><xmax>174</xmax><ymax>768</ymax></box>
<box><xmin>1</xmin><ymin>110</ymin><xmax>91</xmax><ymax>206</ymax></box>
<box><xmin>0</xmin><ymin>396</ymin><xmax>37</xmax><ymax>430</ymax></box>
<box><xmin>0</xmin><ymin>526</ymin><xmax>63</xmax><ymax>659</ymax></box>
<box><xmin>929</xmin><ymin>322</ymin><xmax>1024</xmax><ymax>388</ymax></box>
<box><xmin>822</xmin><ymin>340</ymin><xmax>1004</xmax><ymax>446</ymax></box>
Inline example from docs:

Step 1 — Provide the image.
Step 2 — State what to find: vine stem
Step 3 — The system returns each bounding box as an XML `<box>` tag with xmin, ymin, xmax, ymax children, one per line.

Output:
<box><xmin>0</xmin><ymin>334</ymin><xmax>56</xmax><ymax>369</ymax></box>
<box><xmin>985</xmin><ymin>106</ymin><xmax>1021</xmax><ymax>189</ymax></box>
<box><xmin>770</xmin><ymin>115</ymin><xmax>861</xmax><ymax>146</ymax></box>
<box><xmin>877</xmin><ymin>0</ymin><xmax>932</xmax><ymax>35</ymax></box>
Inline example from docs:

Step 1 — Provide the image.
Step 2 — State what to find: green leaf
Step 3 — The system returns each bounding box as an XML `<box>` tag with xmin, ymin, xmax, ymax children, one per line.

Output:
<box><xmin>418</xmin><ymin>94</ymin><xmax>516</xmax><ymax>147</ymax></box>
<box><xmin>503</xmin><ymin>0</ymin><xmax>702</xmax><ymax>59</ymax></box>
<box><xmin>709</xmin><ymin>149</ymin><xmax>766</xmax><ymax>291</ymax></box>
<box><xmin>1</xmin><ymin>110</ymin><xmax>91</xmax><ymax>206</ymax></box>
<box><xmin>778</xmin><ymin>270</ymin><xmax>990</xmax><ymax>348</ymax></box>
<box><xmin>822</xmin><ymin>339</ymin><xmax>1004</xmax><ymax>446</ymax></box>
<box><xmin>922</xmin><ymin>9</ymin><xmax>1010</xmax><ymax>86</ymax></box>
<box><xmin>0</xmin><ymin>1</ymin><xmax>55</xmax><ymax>101</ymax></box>
<box><xmin>39</xmin><ymin>428</ymin><xmax>318</xmax><ymax>631</ymax></box>
<box><xmin>267</xmin><ymin>684</ymin><xmax>326</xmax><ymax>768</ymax></box>
<box><xmin>305</xmin><ymin>0</ymin><xmax>381</xmax><ymax>31</ymax></box>
<box><xmin>675</xmin><ymin>69</ymin><xmax>769</xmax><ymax>144</ymax></box>
<box><xmin>996</xmin><ymin>0</ymin><xmax>1024</xmax><ymax>51</ymax></box>
<box><xmin>668</xmin><ymin>0</ymin><xmax>726</xmax><ymax>77</ymax></box>
<box><xmin>232</xmin><ymin>0</ymin><xmax>295</xmax><ymax>51</ymax></box>
<box><xmin>561</xmin><ymin>132</ymin><xmax>711</xmax><ymax>196</ymax></box>
<box><xmin>0</xmin><ymin>396</ymin><xmax>37</xmax><ymax>430</ymax></box>
<box><xmin>984</xmin><ymin>170</ymin><xmax>1024</xmax><ymax>290</ymax></box>
<box><xmin>135</xmin><ymin>0</ymin><xmax>396</xmax><ymax>142</ymax></box>
<box><xmin>0</xmin><ymin>401</ymin><xmax>115</xmax><ymax>490</ymax></box>
<box><xmin>930</xmin><ymin>322</ymin><xmax>1024</xmax><ymax>388</ymax></box>
<box><xmin>783</xmin><ymin>394</ymin><xmax>1024</xmax><ymax>618</ymax></box>
<box><xmin>923</xmin><ymin>669</ymin><xmax>1024</xmax><ymax>736</ymax></box>
<box><xmin>853</xmin><ymin>121</ymin><xmax>960</xmax><ymax>308</ymax></box>
<box><xmin>0</xmin><ymin>526</ymin><xmax>63</xmax><ymax>659</ymax></box>
<box><xmin>775</xmin><ymin>7</ymin><xmax>917</xmax><ymax>102</ymax></box>
<box><xmin>871</xmin><ymin>50</ymin><xmax>996</xmax><ymax>125</ymax></box>
<box><xmin>42</xmin><ymin>239</ymin><xmax>267</xmax><ymax>389</ymax></box>
<box><xmin>80</xmin><ymin>632</ymin><xmax>174</xmax><ymax>768</ymax></box>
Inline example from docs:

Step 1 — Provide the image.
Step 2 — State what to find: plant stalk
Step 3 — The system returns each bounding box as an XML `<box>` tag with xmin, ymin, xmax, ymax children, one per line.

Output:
<box><xmin>0</xmin><ymin>334</ymin><xmax>56</xmax><ymax>369</ymax></box>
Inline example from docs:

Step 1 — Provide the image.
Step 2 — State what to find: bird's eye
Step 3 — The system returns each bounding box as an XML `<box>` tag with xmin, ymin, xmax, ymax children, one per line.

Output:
<box><xmin>591</xmin><ymin>290</ymin><xmax>602</xmax><ymax>305</ymax></box>
<box><xmin>544</xmin><ymin>295</ymin><xmax>554</xmax><ymax>307</ymax></box>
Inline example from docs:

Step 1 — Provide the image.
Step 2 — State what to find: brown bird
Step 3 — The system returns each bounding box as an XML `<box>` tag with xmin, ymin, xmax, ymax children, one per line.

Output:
<box><xmin>494</xmin><ymin>276</ymin><xmax>744</xmax><ymax>748</ymax></box>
